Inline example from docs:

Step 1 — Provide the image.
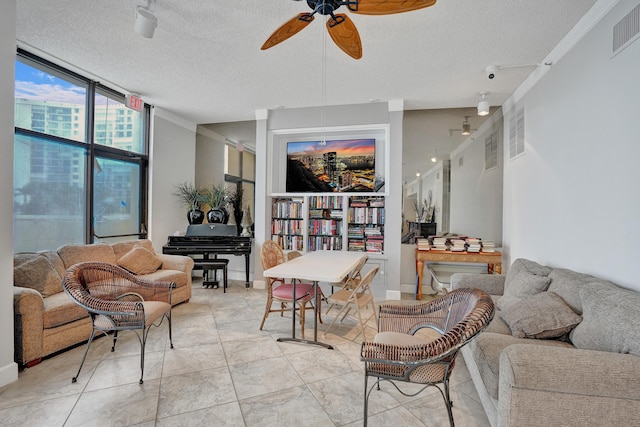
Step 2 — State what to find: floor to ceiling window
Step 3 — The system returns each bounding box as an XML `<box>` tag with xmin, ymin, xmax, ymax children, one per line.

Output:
<box><xmin>13</xmin><ymin>50</ymin><xmax>149</xmax><ymax>252</ymax></box>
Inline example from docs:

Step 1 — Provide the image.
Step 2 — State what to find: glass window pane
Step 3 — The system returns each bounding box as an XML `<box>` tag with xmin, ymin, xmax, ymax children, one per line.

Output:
<box><xmin>243</xmin><ymin>151</ymin><xmax>255</xmax><ymax>180</ymax></box>
<box><xmin>94</xmin><ymin>90</ymin><xmax>146</xmax><ymax>154</ymax></box>
<box><xmin>14</xmin><ymin>59</ymin><xmax>88</xmax><ymax>143</ymax></box>
<box><xmin>14</xmin><ymin>133</ymin><xmax>86</xmax><ymax>252</ymax></box>
<box><xmin>242</xmin><ymin>181</ymin><xmax>255</xmax><ymax>227</ymax></box>
<box><xmin>226</xmin><ymin>145</ymin><xmax>241</xmax><ymax>176</ymax></box>
<box><xmin>93</xmin><ymin>157</ymin><xmax>141</xmax><ymax>240</ymax></box>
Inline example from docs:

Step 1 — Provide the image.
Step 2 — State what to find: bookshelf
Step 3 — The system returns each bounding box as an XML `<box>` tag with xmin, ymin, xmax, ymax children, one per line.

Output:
<box><xmin>270</xmin><ymin>197</ymin><xmax>304</xmax><ymax>250</ymax></box>
<box><xmin>347</xmin><ymin>196</ymin><xmax>385</xmax><ymax>254</ymax></box>
<box><xmin>269</xmin><ymin>194</ymin><xmax>386</xmax><ymax>255</ymax></box>
<box><xmin>307</xmin><ymin>195</ymin><xmax>343</xmax><ymax>251</ymax></box>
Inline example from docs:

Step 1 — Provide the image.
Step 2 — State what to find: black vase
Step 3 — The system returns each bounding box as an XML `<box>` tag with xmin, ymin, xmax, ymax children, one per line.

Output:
<box><xmin>187</xmin><ymin>209</ymin><xmax>205</xmax><ymax>224</ymax></box>
<box><xmin>206</xmin><ymin>208</ymin><xmax>226</xmax><ymax>224</ymax></box>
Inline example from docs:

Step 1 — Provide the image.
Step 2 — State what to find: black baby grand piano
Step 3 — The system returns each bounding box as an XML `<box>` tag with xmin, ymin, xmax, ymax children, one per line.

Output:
<box><xmin>163</xmin><ymin>224</ymin><xmax>252</xmax><ymax>288</ymax></box>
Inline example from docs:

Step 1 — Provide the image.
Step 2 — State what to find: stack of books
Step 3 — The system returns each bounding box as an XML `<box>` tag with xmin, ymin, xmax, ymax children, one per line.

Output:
<box><xmin>450</xmin><ymin>239</ymin><xmax>466</xmax><ymax>252</ymax></box>
<box><xmin>416</xmin><ymin>238</ymin><xmax>430</xmax><ymax>250</ymax></box>
<box><xmin>466</xmin><ymin>238</ymin><xmax>482</xmax><ymax>252</ymax></box>
<box><xmin>482</xmin><ymin>241</ymin><xmax>496</xmax><ymax>252</ymax></box>
<box><xmin>432</xmin><ymin>237</ymin><xmax>448</xmax><ymax>251</ymax></box>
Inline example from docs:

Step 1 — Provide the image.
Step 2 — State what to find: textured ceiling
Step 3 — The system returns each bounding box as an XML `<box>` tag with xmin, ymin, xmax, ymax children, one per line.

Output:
<box><xmin>16</xmin><ymin>0</ymin><xmax>598</xmax><ymax>181</ymax></box>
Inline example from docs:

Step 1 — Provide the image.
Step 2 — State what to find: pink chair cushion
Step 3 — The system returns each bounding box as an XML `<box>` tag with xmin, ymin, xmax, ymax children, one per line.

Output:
<box><xmin>272</xmin><ymin>283</ymin><xmax>315</xmax><ymax>300</ymax></box>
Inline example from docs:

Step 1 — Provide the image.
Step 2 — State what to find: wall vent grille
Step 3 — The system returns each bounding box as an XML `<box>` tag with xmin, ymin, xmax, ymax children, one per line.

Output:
<box><xmin>509</xmin><ymin>107</ymin><xmax>525</xmax><ymax>159</ymax></box>
<box><xmin>613</xmin><ymin>3</ymin><xmax>640</xmax><ymax>55</ymax></box>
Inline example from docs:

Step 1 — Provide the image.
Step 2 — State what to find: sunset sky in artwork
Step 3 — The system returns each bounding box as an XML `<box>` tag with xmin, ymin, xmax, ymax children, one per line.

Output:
<box><xmin>287</xmin><ymin>139</ymin><xmax>375</xmax><ymax>157</ymax></box>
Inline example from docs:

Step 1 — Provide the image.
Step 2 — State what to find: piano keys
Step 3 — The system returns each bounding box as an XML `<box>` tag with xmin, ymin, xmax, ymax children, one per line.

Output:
<box><xmin>163</xmin><ymin>224</ymin><xmax>252</xmax><ymax>288</ymax></box>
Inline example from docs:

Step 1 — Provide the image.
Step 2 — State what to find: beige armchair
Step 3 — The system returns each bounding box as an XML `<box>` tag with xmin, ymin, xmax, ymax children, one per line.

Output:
<box><xmin>63</xmin><ymin>262</ymin><xmax>175</xmax><ymax>384</ymax></box>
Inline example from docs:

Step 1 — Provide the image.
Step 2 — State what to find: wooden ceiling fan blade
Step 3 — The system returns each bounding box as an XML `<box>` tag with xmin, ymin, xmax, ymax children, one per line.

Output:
<box><xmin>261</xmin><ymin>13</ymin><xmax>314</xmax><ymax>50</ymax></box>
<box><xmin>350</xmin><ymin>0</ymin><xmax>436</xmax><ymax>15</ymax></box>
<box><xmin>326</xmin><ymin>14</ymin><xmax>362</xmax><ymax>60</ymax></box>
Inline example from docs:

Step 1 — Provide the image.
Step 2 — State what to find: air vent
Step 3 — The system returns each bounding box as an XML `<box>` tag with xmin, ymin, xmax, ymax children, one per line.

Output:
<box><xmin>485</xmin><ymin>129</ymin><xmax>498</xmax><ymax>170</ymax></box>
<box><xmin>613</xmin><ymin>3</ymin><xmax>640</xmax><ymax>56</ymax></box>
<box><xmin>509</xmin><ymin>107</ymin><xmax>525</xmax><ymax>159</ymax></box>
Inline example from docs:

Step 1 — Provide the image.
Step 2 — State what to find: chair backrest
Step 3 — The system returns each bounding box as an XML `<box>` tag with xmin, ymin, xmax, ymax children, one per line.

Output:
<box><xmin>342</xmin><ymin>255</ymin><xmax>369</xmax><ymax>288</ymax></box>
<box><xmin>261</xmin><ymin>240</ymin><xmax>286</xmax><ymax>270</ymax></box>
<box><xmin>349</xmin><ymin>265</ymin><xmax>379</xmax><ymax>304</ymax></box>
<box><xmin>286</xmin><ymin>250</ymin><xmax>303</xmax><ymax>261</ymax></box>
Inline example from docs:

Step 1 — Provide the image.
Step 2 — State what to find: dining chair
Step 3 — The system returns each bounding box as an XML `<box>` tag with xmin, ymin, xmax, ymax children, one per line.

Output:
<box><xmin>326</xmin><ymin>254</ymin><xmax>369</xmax><ymax>312</ymax></box>
<box><xmin>62</xmin><ymin>261</ymin><xmax>174</xmax><ymax>385</ymax></box>
<box><xmin>324</xmin><ymin>265</ymin><xmax>379</xmax><ymax>339</ymax></box>
<box><xmin>360</xmin><ymin>288</ymin><xmax>495</xmax><ymax>426</ymax></box>
<box><xmin>259</xmin><ymin>240</ymin><xmax>322</xmax><ymax>337</ymax></box>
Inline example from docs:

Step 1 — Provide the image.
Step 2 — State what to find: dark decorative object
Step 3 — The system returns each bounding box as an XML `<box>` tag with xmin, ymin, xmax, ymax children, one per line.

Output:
<box><xmin>228</xmin><ymin>186</ymin><xmax>245</xmax><ymax>235</ymax></box>
<box><xmin>188</xmin><ymin>209</ymin><xmax>205</xmax><ymax>224</ymax></box>
<box><xmin>206</xmin><ymin>208</ymin><xmax>226</xmax><ymax>224</ymax></box>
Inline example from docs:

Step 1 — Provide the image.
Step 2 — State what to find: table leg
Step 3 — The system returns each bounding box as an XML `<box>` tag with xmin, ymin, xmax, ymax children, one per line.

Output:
<box><xmin>277</xmin><ymin>280</ymin><xmax>333</xmax><ymax>350</ymax></box>
<box><xmin>416</xmin><ymin>259</ymin><xmax>424</xmax><ymax>300</ymax></box>
<box><xmin>244</xmin><ymin>254</ymin><xmax>250</xmax><ymax>289</ymax></box>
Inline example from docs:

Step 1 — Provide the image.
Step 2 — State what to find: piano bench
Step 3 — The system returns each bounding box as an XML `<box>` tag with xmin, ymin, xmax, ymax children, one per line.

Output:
<box><xmin>198</xmin><ymin>259</ymin><xmax>229</xmax><ymax>292</ymax></box>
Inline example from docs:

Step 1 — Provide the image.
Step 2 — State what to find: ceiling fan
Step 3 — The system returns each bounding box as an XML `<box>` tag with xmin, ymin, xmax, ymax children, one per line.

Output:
<box><xmin>261</xmin><ymin>0</ymin><xmax>437</xmax><ymax>59</ymax></box>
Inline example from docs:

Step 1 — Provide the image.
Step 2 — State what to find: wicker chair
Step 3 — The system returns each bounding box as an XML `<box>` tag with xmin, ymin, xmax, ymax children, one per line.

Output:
<box><xmin>62</xmin><ymin>262</ymin><xmax>175</xmax><ymax>385</ymax></box>
<box><xmin>360</xmin><ymin>288</ymin><xmax>495</xmax><ymax>426</ymax></box>
<box><xmin>259</xmin><ymin>241</ymin><xmax>321</xmax><ymax>337</ymax></box>
<box><xmin>324</xmin><ymin>265</ymin><xmax>379</xmax><ymax>339</ymax></box>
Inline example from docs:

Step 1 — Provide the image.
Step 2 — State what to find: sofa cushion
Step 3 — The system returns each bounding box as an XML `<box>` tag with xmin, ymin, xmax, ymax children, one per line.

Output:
<box><xmin>14</xmin><ymin>254</ymin><xmax>63</xmax><ymax>297</ymax></box>
<box><xmin>111</xmin><ymin>239</ymin><xmax>156</xmax><ymax>260</ymax></box>
<box><xmin>500</xmin><ymin>291</ymin><xmax>582</xmax><ymax>339</ymax></box>
<box><xmin>570</xmin><ymin>281</ymin><xmax>640</xmax><ymax>355</ymax></box>
<box><xmin>547</xmin><ymin>268</ymin><xmax>601</xmax><ymax>315</ymax></box>
<box><xmin>43</xmin><ymin>292</ymin><xmax>90</xmax><ymax>329</ymax></box>
<box><xmin>58</xmin><ymin>243</ymin><xmax>117</xmax><ymax>268</ymax></box>
<box><xmin>468</xmin><ymin>332</ymin><xmax>574</xmax><ymax>399</ymax></box>
<box><xmin>117</xmin><ymin>245</ymin><xmax>162</xmax><ymax>275</ymax></box>
<box><xmin>497</xmin><ymin>259</ymin><xmax>552</xmax><ymax>312</ymax></box>
<box><xmin>139</xmin><ymin>269</ymin><xmax>188</xmax><ymax>289</ymax></box>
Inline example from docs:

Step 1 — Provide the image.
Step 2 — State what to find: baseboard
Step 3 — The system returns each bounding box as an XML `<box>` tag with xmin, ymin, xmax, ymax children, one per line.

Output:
<box><xmin>0</xmin><ymin>361</ymin><xmax>18</xmax><ymax>388</ymax></box>
<box><xmin>400</xmin><ymin>283</ymin><xmax>417</xmax><ymax>295</ymax></box>
<box><xmin>385</xmin><ymin>290</ymin><xmax>402</xmax><ymax>300</ymax></box>
<box><xmin>252</xmin><ymin>280</ymin><xmax>266</xmax><ymax>290</ymax></box>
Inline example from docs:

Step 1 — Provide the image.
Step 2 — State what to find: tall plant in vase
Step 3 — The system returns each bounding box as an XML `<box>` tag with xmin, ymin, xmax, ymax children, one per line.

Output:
<box><xmin>228</xmin><ymin>186</ymin><xmax>244</xmax><ymax>235</ymax></box>
<box><xmin>173</xmin><ymin>181</ymin><xmax>207</xmax><ymax>224</ymax></box>
<box><xmin>205</xmin><ymin>183</ymin><xmax>230</xmax><ymax>224</ymax></box>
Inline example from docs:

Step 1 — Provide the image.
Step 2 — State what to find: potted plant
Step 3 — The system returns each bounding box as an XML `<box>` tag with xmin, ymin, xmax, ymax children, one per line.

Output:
<box><xmin>227</xmin><ymin>186</ymin><xmax>244</xmax><ymax>234</ymax></box>
<box><xmin>173</xmin><ymin>181</ymin><xmax>207</xmax><ymax>224</ymax></box>
<box><xmin>205</xmin><ymin>183</ymin><xmax>230</xmax><ymax>224</ymax></box>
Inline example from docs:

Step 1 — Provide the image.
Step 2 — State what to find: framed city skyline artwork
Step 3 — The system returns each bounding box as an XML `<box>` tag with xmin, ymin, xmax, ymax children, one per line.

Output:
<box><xmin>286</xmin><ymin>138</ymin><xmax>376</xmax><ymax>193</ymax></box>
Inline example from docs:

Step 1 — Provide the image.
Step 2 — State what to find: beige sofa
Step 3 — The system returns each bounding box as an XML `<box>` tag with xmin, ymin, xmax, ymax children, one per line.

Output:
<box><xmin>13</xmin><ymin>239</ymin><xmax>194</xmax><ymax>368</ymax></box>
<box><xmin>452</xmin><ymin>258</ymin><xmax>640</xmax><ymax>427</ymax></box>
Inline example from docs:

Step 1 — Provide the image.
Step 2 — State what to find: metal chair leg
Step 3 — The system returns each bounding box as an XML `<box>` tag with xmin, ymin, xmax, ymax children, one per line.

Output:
<box><xmin>72</xmin><ymin>328</ymin><xmax>96</xmax><ymax>383</ymax></box>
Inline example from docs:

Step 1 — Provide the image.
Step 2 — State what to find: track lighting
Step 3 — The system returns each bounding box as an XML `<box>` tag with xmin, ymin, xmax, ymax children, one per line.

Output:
<box><xmin>477</xmin><ymin>92</ymin><xmax>490</xmax><ymax>116</ymax></box>
<box><xmin>135</xmin><ymin>0</ymin><xmax>157</xmax><ymax>38</ymax></box>
<box><xmin>461</xmin><ymin>117</ymin><xmax>471</xmax><ymax>135</ymax></box>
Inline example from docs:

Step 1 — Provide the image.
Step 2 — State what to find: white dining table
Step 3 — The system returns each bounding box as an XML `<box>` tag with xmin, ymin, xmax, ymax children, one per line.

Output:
<box><xmin>263</xmin><ymin>250</ymin><xmax>367</xmax><ymax>349</ymax></box>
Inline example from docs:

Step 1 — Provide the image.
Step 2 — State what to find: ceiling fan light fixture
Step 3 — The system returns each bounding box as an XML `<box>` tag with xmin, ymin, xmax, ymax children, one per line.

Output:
<box><xmin>135</xmin><ymin>1</ymin><xmax>157</xmax><ymax>39</ymax></box>
<box><xmin>478</xmin><ymin>91</ymin><xmax>490</xmax><ymax>116</ymax></box>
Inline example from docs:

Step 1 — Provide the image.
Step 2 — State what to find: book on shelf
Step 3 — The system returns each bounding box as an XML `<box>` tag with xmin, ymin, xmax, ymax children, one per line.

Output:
<box><xmin>481</xmin><ymin>240</ymin><xmax>496</xmax><ymax>252</ymax></box>
<box><xmin>450</xmin><ymin>238</ymin><xmax>466</xmax><ymax>252</ymax></box>
<box><xmin>465</xmin><ymin>237</ymin><xmax>482</xmax><ymax>253</ymax></box>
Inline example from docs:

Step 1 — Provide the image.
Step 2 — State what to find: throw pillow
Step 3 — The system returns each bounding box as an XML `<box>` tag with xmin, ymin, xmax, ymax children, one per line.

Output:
<box><xmin>497</xmin><ymin>258</ymin><xmax>552</xmax><ymax>312</ymax></box>
<box><xmin>117</xmin><ymin>245</ymin><xmax>162</xmax><ymax>275</ymax></box>
<box><xmin>14</xmin><ymin>255</ymin><xmax>64</xmax><ymax>297</ymax></box>
<box><xmin>500</xmin><ymin>291</ymin><xmax>582</xmax><ymax>339</ymax></box>
<box><xmin>570</xmin><ymin>281</ymin><xmax>640</xmax><ymax>355</ymax></box>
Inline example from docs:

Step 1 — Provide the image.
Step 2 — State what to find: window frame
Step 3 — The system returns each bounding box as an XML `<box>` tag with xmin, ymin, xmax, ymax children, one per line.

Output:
<box><xmin>14</xmin><ymin>49</ymin><xmax>150</xmax><ymax>249</ymax></box>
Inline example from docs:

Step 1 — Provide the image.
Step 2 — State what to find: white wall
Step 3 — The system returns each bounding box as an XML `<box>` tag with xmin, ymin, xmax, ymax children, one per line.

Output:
<box><xmin>149</xmin><ymin>110</ymin><xmax>197</xmax><ymax>253</ymax></box>
<box><xmin>502</xmin><ymin>0</ymin><xmax>640</xmax><ymax>290</ymax></box>
<box><xmin>0</xmin><ymin>0</ymin><xmax>19</xmax><ymax>387</ymax></box>
<box><xmin>449</xmin><ymin>113</ymin><xmax>504</xmax><ymax>244</ymax></box>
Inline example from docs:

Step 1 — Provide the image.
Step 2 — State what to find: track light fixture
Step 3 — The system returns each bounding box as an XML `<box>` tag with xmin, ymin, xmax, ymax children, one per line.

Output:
<box><xmin>461</xmin><ymin>116</ymin><xmax>471</xmax><ymax>135</ymax></box>
<box><xmin>477</xmin><ymin>92</ymin><xmax>490</xmax><ymax>116</ymax></box>
<box><xmin>135</xmin><ymin>0</ymin><xmax>157</xmax><ymax>39</ymax></box>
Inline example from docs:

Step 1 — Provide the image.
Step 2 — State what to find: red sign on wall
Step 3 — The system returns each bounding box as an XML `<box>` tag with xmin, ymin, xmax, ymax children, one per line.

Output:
<box><xmin>126</xmin><ymin>94</ymin><xmax>144</xmax><ymax>112</ymax></box>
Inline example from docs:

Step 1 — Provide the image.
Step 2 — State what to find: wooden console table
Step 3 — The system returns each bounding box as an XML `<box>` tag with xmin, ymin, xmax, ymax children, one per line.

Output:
<box><xmin>415</xmin><ymin>250</ymin><xmax>502</xmax><ymax>300</ymax></box>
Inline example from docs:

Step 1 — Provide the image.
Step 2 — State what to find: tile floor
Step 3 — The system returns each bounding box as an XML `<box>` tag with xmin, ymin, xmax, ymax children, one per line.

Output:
<box><xmin>0</xmin><ymin>279</ymin><xmax>491</xmax><ymax>427</ymax></box>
